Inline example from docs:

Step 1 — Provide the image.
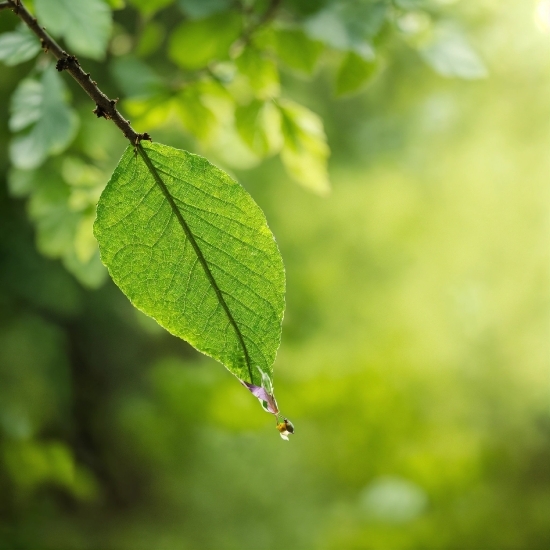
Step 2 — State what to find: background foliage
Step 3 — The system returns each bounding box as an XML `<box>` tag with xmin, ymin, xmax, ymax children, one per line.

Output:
<box><xmin>1</xmin><ymin>0</ymin><xmax>549</xmax><ymax>548</ymax></box>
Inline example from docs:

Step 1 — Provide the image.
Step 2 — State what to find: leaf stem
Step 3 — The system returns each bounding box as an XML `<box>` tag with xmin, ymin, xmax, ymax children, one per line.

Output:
<box><xmin>135</xmin><ymin>144</ymin><xmax>255</xmax><ymax>385</ymax></box>
<box><xmin>1</xmin><ymin>0</ymin><xmax>149</xmax><ymax>145</ymax></box>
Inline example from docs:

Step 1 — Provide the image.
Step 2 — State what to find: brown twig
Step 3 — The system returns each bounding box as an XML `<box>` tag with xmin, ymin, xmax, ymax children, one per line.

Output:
<box><xmin>1</xmin><ymin>0</ymin><xmax>150</xmax><ymax>145</ymax></box>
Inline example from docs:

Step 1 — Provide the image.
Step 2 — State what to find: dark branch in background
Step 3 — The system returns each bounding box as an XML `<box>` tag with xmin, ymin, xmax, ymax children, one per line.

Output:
<box><xmin>2</xmin><ymin>0</ymin><xmax>150</xmax><ymax>145</ymax></box>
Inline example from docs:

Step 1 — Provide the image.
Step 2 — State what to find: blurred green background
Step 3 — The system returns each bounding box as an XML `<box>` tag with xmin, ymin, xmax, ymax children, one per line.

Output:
<box><xmin>1</xmin><ymin>0</ymin><xmax>549</xmax><ymax>548</ymax></box>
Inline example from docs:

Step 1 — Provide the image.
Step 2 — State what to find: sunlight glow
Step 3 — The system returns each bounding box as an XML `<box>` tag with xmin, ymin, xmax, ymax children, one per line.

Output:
<box><xmin>535</xmin><ymin>0</ymin><xmax>550</xmax><ymax>31</ymax></box>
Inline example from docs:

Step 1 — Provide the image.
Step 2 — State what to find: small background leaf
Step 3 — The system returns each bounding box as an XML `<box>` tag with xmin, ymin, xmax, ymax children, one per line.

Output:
<box><xmin>110</xmin><ymin>56</ymin><xmax>165</xmax><ymax>98</ymax></box>
<box><xmin>105</xmin><ymin>0</ymin><xmax>125</xmax><ymax>9</ymax></box>
<box><xmin>128</xmin><ymin>0</ymin><xmax>174</xmax><ymax>16</ymax></box>
<box><xmin>169</xmin><ymin>12</ymin><xmax>242</xmax><ymax>70</ymax></box>
<box><xmin>9</xmin><ymin>66</ymin><xmax>79</xmax><ymax>170</ymax></box>
<box><xmin>419</xmin><ymin>25</ymin><xmax>488</xmax><ymax>79</ymax></box>
<box><xmin>123</xmin><ymin>92</ymin><xmax>176</xmax><ymax>131</ymax></box>
<box><xmin>235</xmin><ymin>48</ymin><xmax>280</xmax><ymax>99</ymax></box>
<box><xmin>7</xmin><ymin>164</ymin><xmax>107</xmax><ymax>288</ymax></box>
<box><xmin>34</xmin><ymin>0</ymin><xmax>112</xmax><ymax>60</ymax></box>
<box><xmin>5</xmin><ymin>115</ymin><xmax>124</xmax><ymax>289</ymax></box>
<box><xmin>278</xmin><ymin>99</ymin><xmax>330</xmax><ymax>195</ymax></box>
<box><xmin>304</xmin><ymin>2</ymin><xmax>386</xmax><ymax>57</ymax></box>
<box><xmin>135</xmin><ymin>21</ymin><xmax>164</xmax><ymax>57</ymax></box>
<box><xmin>273</xmin><ymin>27</ymin><xmax>323</xmax><ymax>76</ymax></box>
<box><xmin>0</xmin><ymin>24</ymin><xmax>41</xmax><ymax>67</ymax></box>
<box><xmin>235</xmin><ymin>100</ymin><xmax>282</xmax><ymax>158</ymax></box>
<box><xmin>335</xmin><ymin>52</ymin><xmax>378</xmax><ymax>97</ymax></box>
<box><xmin>175</xmin><ymin>84</ymin><xmax>217</xmax><ymax>140</ymax></box>
<box><xmin>178</xmin><ymin>0</ymin><xmax>231</xmax><ymax>19</ymax></box>
<box><xmin>94</xmin><ymin>142</ymin><xmax>285</xmax><ymax>386</ymax></box>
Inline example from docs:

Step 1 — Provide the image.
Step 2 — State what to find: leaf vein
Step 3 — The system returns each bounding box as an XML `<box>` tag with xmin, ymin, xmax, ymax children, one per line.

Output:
<box><xmin>137</xmin><ymin>144</ymin><xmax>256</xmax><ymax>385</ymax></box>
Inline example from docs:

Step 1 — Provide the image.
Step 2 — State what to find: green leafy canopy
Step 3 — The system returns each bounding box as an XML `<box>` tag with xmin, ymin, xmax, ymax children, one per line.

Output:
<box><xmin>94</xmin><ymin>143</ymin><xmax>286</xmax><ymax>388</ymax></box>
<box><xmin>0</xmin><ymin>0</ymin><xmax>489</xmax><ymax>422</ymax></box>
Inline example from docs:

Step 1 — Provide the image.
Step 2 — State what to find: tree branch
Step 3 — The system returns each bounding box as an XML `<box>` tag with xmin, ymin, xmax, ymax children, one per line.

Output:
<box><xmin>2</xmin><ymin>0</ymin><xmax>149</xmax><ymax>145</ymax></box>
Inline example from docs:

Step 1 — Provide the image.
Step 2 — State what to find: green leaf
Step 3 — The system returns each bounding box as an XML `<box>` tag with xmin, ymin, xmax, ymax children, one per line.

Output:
<box><xmin>63</xmin><ymin>248</ymin><xmax>107</xmax><ymax>288</ymax></box>
<box><xmin>105</xmin><ymin>0</ymin><xmax>125</xmax><ymax>8</ymax></box>
<box><xmin>9</xmin><ymin>66</ymin><xmax>79</xmax><ymax>170</ymax></box>
<box><xmin>419</xmin><ymin>25</ymin><xmax>487</xmax><ymax>80</ymax></box>
<box><xmin>136</xmin><ymin>21</ymin><xmax>164</xmax><ymax>57</ymax></box>
<box><xmin>76</xmin><ymin>112</ymin><xmax>127</xmax><ymax>163</ymax></box>
<box><xmin>273</xmin><ymin>27</ymin><xmax>323</xmax><ymax>76</ymax></box>
<box><xmin>278</xmin><ymin>99</ymin><xmax>330</xmax><ymax>195</ymax></box>
<box><xmin>394</xmin><ymin>0</ymin><xmax>432</xmax><ymax>8</ymax></box>
<box><xmin>0</xmin><ymin>24</ymin><xmax>41</xmax><ymax>67</ymax></box>
<box><xmin>304</xmin><ymin>2</ymin><xmax>386</xmax><ymax>57</ymax></box>
<box><xmin>124</xmin><ymin>92</ymin><xmax>175</xmax><ymax>131</ymax></box>
<box><xmin>168</xmin><ymin>11</ymin><xmax>242</xmax><ymax>70</ymax></box>
<box><xmin>9</xmin><ymin>79</ymin><xmax>42</xmax><ymax>133</ymax></box>
<box><xmin>175</xmin><ymin>84</ymin><xmax>217</xmax><ymax>140</ymax></box>
<box><xmin>178</xmin><ymin>0</ymin><xmax>231</xmax><ymax>19</ymax></box>
<box><xmin>27</xmin><ymin>174</ymin><xmax>81</xmax><ymax>258</ymax></box>
<box><xmin>9</xmin><ymin>165</ymin><xmax>107</xmax><ymax>288</ymax></box>
<box><xmin>235</xmin><ymin>48</ymin><xmax>280</xmax><ymax>99</ymax></box>
<box><xmin>34</xmin><ymin>0</ymin><xmax>112</xmax><ymax>60</ymax></box>
<box><xmin>235</xmin><ymin>99</ymin><xmax>282</xmax><ymax>157</ymax></box>
<box><xmin>110</xmin><ymin>56</ymin><xmax>165</xmax><ymax>98</ymax></box>
<box><xmin>304</xmin><ymin>9</ymin><xmax>348</xmax><ymax>50</ymax></box>
<box><xmin>7</xmin><ymin>167</ymin><xmax>37</xmax><ymax>198</ymax></box>
<box><xmin>335</xmin><ymin>52</ymin><xmax>378</xmax><ymax>97</ymax></box>
<box><xmin>128</xmin><ymin>0</ymin><xmax>174</xmax><ymax>17</ymax></box>
<box><xmin>94</xmin><ymin>142</ymin><xmax>285</xmax><ymax>387</ymax></box>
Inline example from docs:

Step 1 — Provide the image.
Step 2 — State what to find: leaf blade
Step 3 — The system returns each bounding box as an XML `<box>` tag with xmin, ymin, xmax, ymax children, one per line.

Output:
<box><xmin>335</xmin><ymin>52</ymin><xmax>378</xmax><ymax>97</ymax></box>
<box><xmin>419</xmin><ymin>25</ymin><xmax>487</xmax><ymax>80</ymax></box>
<box><xmin>273</xmin><ymin>27</ymin><xmax>323</xmax><ymax>76</ymax></box>
<box><xmin>35</xmin><ymin>0</ymin><xmax>112</xmax><ymax>60</ymax></box>
<box><xmin>128</xmin><ymin>0</ymin><xmax>174</xmax><ymax>16</ymax></box>
<box><xmin>94</xmin><ymin>142</ymin><xmax>285</xmax><ymax>386</ymax></box>
<box><xmin>235</xmin><ymin>47</ymin><xmax>280</xmax><ymax>99</ymax></box>
<box><xmin>0</xmin><ymin>25</ymin><xmax>41</xmax><ymax>67</ymax></box>
<box><xmin>168</xmin><ymin>12</ymin><xmax>242</xmax><ymax>70</ymax></box>
<box><xmin>278</xmin><ymin>99</ymin><xmax>330</xmax><ymax>195</ymax></box>
<box><xmin>9</xmin><ymin>66</ymin><xmax>79</xmax><ymax>170</ymax></box>
<box><xmin>235</xmin><ymin>99</ymin><xmax>282</xmax><ymax>158</ymax></box>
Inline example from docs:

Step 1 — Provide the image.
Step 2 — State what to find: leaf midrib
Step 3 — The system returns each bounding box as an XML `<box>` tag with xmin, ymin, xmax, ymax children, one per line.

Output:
<box><xmin>136</xmin><ymin>144</ymin><xmax>255</xmax><ymax>384</ymax></box>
